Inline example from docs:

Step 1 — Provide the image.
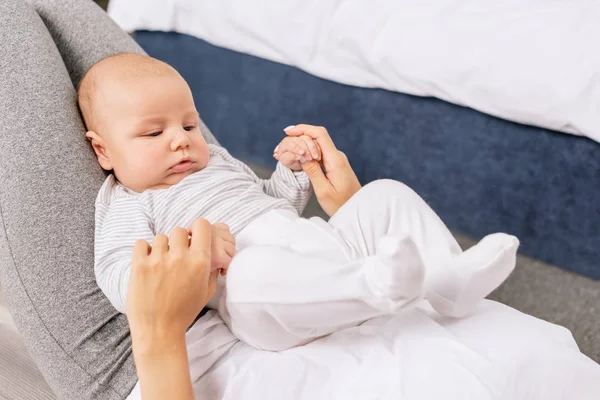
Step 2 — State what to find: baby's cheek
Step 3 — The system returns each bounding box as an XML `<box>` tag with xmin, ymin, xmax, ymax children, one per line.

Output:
<box><xmin>136</xmin><ymin>148</ymin><xmax>167</xmax><ymax>182</ymax></box>
<box><xmin>198</xmin><ymin>144</ymin><xmax>211</xmax><ymax>168</ymax></box>
<box><xmin>143</xmin><ymin>147</ymin><xmax>166</xmax><ymax>167</ymax></box>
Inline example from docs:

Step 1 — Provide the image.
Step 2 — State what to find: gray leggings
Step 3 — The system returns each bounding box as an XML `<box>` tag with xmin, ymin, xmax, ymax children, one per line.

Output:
<box><xmin>0</xmin><ymin>1</ymin><xmax>214</xmax><ymax>398</ymax></box>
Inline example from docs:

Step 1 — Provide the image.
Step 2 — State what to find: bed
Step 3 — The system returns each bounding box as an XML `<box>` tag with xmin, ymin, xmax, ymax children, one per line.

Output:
<box><xmin>108</xmin><ymin>0</ymin><xmax>600</xmax><ymax>280</ymax></box>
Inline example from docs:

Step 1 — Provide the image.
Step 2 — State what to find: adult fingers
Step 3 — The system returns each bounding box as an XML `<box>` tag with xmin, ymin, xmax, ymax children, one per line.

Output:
<box><xmin>169</xmin><ymin>227</ymin><xmax>189</xmax><ymax>254</ymax></box>
<box><xmin>132</xmin><ymin>239</ymin><xmax>151</xmax><ymax>262</ymax></box>
<box><xmin>189</xmin><ymin>218</ymin><xmax>212</xmax><ymax>259</ymax></box>
<box><xmin>284</xmin><ymin>125</ymin><xmax>337</xmax><ymax>157</ymax></box>
<box><xmin>302</xmin><ymin>159</ymin><xmax>331</xmax><ymax>191</ymax></box>
<box><xmin>206</xmin><ymin>270</ymin><xmax>219</xmax><ymax>300</ymax></box>
<box><xmin>150</xmin><ymin>234</ymin><xmax>168</xmax><ymax>256</ymax></box>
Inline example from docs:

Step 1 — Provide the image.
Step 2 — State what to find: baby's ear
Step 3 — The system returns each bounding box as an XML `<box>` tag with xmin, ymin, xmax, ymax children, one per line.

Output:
<box><xmin>86</xmin><ymin>130</ymin><xmax>113</xmax><ymax>171</ymax></box>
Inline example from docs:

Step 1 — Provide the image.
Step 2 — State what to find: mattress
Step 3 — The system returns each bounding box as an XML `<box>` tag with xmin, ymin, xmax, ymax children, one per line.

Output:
<box><xmin>133</xmin><ymin>31</ymin><xmax>600</xmax><ymax>279</ymax></box>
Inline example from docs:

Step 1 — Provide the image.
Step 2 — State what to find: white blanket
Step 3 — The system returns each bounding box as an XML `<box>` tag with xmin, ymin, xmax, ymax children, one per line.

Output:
<box><xmin>127</xmin><ymin>300</ymin><xmax>600</xmax><ymax>400</ymax></box>
<box><xmin>108</xmin><ymin>0</ymin><xmax>600</xmax><ymax>143</ymax></box>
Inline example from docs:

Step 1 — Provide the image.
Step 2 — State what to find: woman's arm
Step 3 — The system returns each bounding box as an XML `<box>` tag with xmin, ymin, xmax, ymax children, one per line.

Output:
<box><xmin>126</xmin><ymin>219</ymin><xmax>219</xmax><ymax>400</ymax></box>
<box><xmin>133</xmin><ymin>333</ymin><xmax>194</xmax><ymax>400</ymax></box>
<box><xmin>132</xmin><ymin>331</ymin><xmax>194</xmax><ymax>400</ymax></box>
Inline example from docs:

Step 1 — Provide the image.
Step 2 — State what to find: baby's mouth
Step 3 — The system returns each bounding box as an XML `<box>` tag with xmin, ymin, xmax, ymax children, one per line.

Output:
<box><xmin>170</xmin><ymin>158</ymin><xmax>194</xmax><ymax>173</ymax></box>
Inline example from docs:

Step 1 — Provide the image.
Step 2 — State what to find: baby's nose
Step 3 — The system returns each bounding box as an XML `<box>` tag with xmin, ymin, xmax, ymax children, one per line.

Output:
<box><xmin>171</xmin><ymin>130</ymin><xmax>191</xmax><ymax>150</ymax></box>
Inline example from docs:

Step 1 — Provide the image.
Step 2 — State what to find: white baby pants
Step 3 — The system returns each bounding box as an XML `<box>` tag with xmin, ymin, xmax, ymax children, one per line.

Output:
<box><xmin>212</xmin><ymin>179</ymin><xmax>518</xmax><ymax>351</ymax></box>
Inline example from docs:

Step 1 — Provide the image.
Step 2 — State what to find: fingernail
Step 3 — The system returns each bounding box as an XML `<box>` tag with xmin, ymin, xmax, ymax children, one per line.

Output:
<box><xmin>283</xmin><ymin>125</ymin><xmax>296</xmax><ymax>131</ymax></box>
<box><xmin>274</xmin><ymin>145</ymin><xmax>279</xmax><ymax>153</ymax></box>
<box><xmin>300</xmin><ymin>157</ymin><xmax>307</xmax><ymax>163</ymax></box>
<box><xmin>298</xmin><ymin>149</ymin><xmax>304</xmax><ymax>155</ymax></box>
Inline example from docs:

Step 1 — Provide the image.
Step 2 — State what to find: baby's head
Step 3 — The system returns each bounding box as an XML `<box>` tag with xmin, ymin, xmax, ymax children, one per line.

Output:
<box><xmin>79</xmin><ymin>53</ymin><xmax>209</xmax><ymax>193</ymax></box>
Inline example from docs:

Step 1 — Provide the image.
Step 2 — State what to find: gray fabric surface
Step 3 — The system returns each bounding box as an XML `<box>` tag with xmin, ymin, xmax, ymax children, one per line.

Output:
<box><xmin>0</xmin><ymin>0</ymin><xmax>217</xmax><ymax>399</ymax></box>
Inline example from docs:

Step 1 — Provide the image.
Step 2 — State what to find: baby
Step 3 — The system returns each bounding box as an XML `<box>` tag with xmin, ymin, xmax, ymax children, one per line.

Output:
<box><xmin>81</xmin><ymin>53</ymin><xmax>520</xmax><ymax>351</ymax></box>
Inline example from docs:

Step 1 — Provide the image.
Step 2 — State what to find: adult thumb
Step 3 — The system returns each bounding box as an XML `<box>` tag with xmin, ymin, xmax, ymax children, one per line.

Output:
<box><xmin>302</xmin><ymin>160</ymin><xmax>330</xmax><ymax>191</ymax></box>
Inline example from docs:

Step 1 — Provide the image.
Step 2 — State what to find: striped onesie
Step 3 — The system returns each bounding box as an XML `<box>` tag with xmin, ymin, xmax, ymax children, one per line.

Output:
<box><xmin>94</xmin><ymin>144</ymin><xmax>312</xmax><ymax>314</ymax></box>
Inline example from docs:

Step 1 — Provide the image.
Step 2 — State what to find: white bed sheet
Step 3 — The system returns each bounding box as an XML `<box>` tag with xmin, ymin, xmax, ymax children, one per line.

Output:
<box><xmin>108</xmin><ymin>0</ymin><xmax>600</xmax><ymax>143</ymax></box>
<box><xmin>127</xmin><ymin>300</ymin><xmax>600</xmax><ymax>400</ymax></box>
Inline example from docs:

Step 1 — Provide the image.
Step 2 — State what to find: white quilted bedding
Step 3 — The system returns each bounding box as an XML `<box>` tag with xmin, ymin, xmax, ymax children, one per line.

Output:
<box><xmin>108</xmin><ymin>0</ymin><xmax>600</xmax><ymax>143</ymax></box>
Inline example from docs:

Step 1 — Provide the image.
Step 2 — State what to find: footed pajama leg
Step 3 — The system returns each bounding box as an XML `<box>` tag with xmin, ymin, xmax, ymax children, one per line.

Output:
<box><xmin>219</xmin><ymin>235</ymin><xmax>425</xmax><ymax>351</ymax></box>
<box><xmin>328</xmin><ymin>180</ymin><xmax>519</xmax><ymax>317</ymax></box>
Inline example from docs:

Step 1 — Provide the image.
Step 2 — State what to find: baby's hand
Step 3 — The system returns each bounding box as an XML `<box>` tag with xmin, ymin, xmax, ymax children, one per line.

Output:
<box><xmin>273</xmin><ymin>135</ymin><xmax>321</xmax><ymax>171</ymax></box>
<box><xmin>210</xmin><ymin>223</ymin><xmax>236</xmax><ymax>275</ymax></box>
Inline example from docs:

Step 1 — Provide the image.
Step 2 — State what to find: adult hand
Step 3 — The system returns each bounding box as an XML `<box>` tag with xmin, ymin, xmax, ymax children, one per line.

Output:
<box><xmin>126</xmin><ymin>218</ymin><xmax>217</xmax><ymax>400</ymax></box>
<box><xmin>273</xmin><ymin>134</ymin><xmax>322</xmax><ymax>171</ymax></box>
<box><xmin>127</xmin><ymin>218</ymin><xmax>217</xmax><ymax>343</ymax></box>
<box><xmin>284</xmin><ymin>124</ymin><xmax>362</xmax><ymax>216</ymax></box>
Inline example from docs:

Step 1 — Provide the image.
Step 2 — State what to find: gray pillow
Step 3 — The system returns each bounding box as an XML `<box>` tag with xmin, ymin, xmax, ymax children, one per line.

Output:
<box><xmin>0</xmin><ymin>0</ymin><xmax>217</xmax><ymax>398</ymax></box>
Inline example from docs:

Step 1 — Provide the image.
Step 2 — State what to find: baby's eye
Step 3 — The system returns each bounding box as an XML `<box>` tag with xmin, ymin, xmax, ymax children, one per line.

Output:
<box><xmin>147</xmin><ymin>131</ymin><xmax>162</xmax><ymax>137</ymax></box>
<box><xmin>183</xmin><ymin>126</ymin><xmax>196</xmax><ymax>132</ymax></box>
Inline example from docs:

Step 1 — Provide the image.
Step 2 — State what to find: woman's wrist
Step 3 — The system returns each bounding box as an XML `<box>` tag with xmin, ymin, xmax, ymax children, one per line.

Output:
<box><xmin>132</xmin><ymin>331</ymin><xmax>195</xmax><ymax>400</ymax></box>
<box><xmin>132</xmin><ymin>329</ymin><xmax>186</xmax><ymax>360</ymax></box>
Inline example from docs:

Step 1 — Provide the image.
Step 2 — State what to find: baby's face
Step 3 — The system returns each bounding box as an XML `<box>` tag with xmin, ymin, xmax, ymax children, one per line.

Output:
<box><xmin>94</xmin><ymin>73</ymin><xmax>210</xmax><ymax>192</ymax></box>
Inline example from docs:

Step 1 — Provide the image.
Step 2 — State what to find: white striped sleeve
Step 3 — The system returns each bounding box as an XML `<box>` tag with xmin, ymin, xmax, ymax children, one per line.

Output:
<box><xmin>261</xmin><ymin>162</ymin><xmax>312</xmax><ymax>215</ymax></box>
<box><xmin>94</xmin><ymin>196</ymin><xmax>155</xmax><ymax>315</ymax></box>
<box><xmin>210</xmin><ymin>145</ymin><xmax>312</xmax><ymax>215</ymax></box>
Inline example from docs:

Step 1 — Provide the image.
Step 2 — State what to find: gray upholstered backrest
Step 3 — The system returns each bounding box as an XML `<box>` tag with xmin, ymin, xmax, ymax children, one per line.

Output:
<box><xmin>0</xmin><ymin>1</ymin><xmax>217</xmax><ymax>399</ymax></box>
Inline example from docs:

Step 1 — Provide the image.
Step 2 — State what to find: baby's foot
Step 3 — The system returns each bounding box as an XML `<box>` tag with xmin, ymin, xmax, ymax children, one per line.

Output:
<box><xmin>365</xmin><ymin>234</ymin><xmax>426</xmax><ymax>313</ymax></box>
<box><xmin>426</xmin><ymin>233</ymin><xmax>519</xmax><ymax>318</ymax></box>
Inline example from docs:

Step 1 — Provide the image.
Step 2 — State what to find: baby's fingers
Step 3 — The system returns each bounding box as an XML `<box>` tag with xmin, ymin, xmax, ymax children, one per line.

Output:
<box><xmin>278</xmin><ymin>150</ymin><xmax>301</xmax><ymax>165</ymax></box>
<box><xmin>277</xmin><ymin>137</ymin><xmax>307</xmax><ymax>159</ymax></box>
<box><xmin>300</xmin><ymin>135</ymin><xmax>321</xmax><ymax>161</ymax></box>
<box><xmin>292</xmin><ymin>137</ymin><xmax>313</xmax><ymax>161</ymax></box>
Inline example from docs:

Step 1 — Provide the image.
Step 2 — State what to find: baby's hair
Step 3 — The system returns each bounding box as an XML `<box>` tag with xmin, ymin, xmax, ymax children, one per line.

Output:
<box><xmin>77</xmin><ymin>53</ymin><xmax>179</xmax><ymax>133</ymax></box>
<box><xmin>77</xmin><ymin>60</ymin><xmax>98</xmax><ymax>132</ymax></box>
